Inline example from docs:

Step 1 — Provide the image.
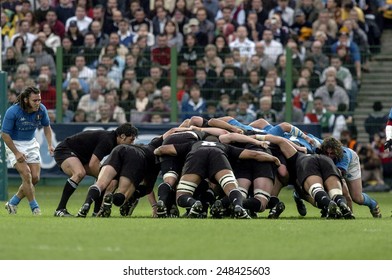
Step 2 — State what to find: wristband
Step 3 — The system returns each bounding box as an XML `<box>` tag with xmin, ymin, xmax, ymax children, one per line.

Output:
<box><xmin>255</xmin><ymin>134</ymin><xmax>266</xmax><ymax>141</ymax></box>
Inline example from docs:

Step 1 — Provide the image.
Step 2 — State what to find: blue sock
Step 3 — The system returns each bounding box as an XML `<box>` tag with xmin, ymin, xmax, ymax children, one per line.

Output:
<box><xmin>362</xmin><ymin>193</ymin><xmax>377</xmax><ymax>209</ymax></box>
<box><xmin>29</xmin><ymin>200</ymin><xmax>39</xmax><ymax>211</ymax></box>
<box><xmin>9</xmin><ymin>195</ymin><xmax>21</xmax><ymax>206</ymax></box>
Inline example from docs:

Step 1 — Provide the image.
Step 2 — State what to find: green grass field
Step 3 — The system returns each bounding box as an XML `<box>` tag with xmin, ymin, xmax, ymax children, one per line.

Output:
<box><xmin>1</xmin><ymin>183</ymin><xmax>392</xmax><ymax>260</ymax></box>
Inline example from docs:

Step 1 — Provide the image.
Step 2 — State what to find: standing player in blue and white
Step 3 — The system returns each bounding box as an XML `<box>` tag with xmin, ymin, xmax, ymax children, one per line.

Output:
<box><xmin>384</xmin><ymin>107</ymin><xmax>392</xmax><ymax>151</ymax></box>
<box><xmin>1</xmin><ymin>86</ymin><xmax>54</xmax><ymax>215</ymax></box>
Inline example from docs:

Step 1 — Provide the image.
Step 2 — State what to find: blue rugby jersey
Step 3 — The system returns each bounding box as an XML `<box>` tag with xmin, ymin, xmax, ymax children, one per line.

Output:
<box><xmin>1</xmin><ymin>103</ymin><xmax>50</xmax><ymax>141</ymax></box>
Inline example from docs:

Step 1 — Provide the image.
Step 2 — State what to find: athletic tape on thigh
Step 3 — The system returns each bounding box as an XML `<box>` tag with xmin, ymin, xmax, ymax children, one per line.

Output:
<box><xmin>238</xmin><ymin>186</ymin><xmax>248</xmax><ymax>198</ymax></box>
<box><xmin>254</xmin><ymin>189</ymin><xmax>271</xmax><ymax>202</ymax></box>
<box><xmin>177</xmin><ymin>180</ymin><xmax>198</xmax><ymax>194</ymax></box>
<box><xmin>328</xmin><ymin>188</ymin><xmax>342</xmax><ymax>199</ymax></box>
<box><xmin>219</xmin><ymin>172</ymin><xmax>238</xmax><ymax>190</ymax></box>
<box><xmin>308</xmin><ymin>183</ymin><xmax>323</xmax><ymax>199</ymax></box>
<box><xmin>163</xmin><ymin>171</ymin><xmax>178</xmax><ymax>181</ymax></box>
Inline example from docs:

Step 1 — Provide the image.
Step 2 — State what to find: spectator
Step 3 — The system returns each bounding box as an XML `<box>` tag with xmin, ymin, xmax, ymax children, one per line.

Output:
<box><xmin>142</xmin><ymin>96</ymin><xmax>171</xmax><ymax>123</ymax></box>
<box><xmin>152</xmin><ymin>6</ymin><xmax>169</xmax><ymax>36</ymax></box>
<box><xmin>213</xmin><ymin>65</ymin><xmax>243</xmax><ymax>103</ymax></box>
<box><xmin>117</xmin><ymin>18</ymin><xmax>134</xmax><ymax>48</ymax></box>
<box><xmin>307</xmin><ymin>40</ymin><xmax>329</xmax><ymax>74</ymax></box>
<box><xmin>215</xmin><ymin>0</ymin><xmax>245</xmax><ymax>26</ymax></box>
<box><xmin>260</xmin><ymin>28</ymin><xmax>283</xmax><ymax>64</ymax></box>
<box><xmin>41</xmin><ymin>23</ymin><xmax>61</xmax><ymax>53</ymax></box>
<box><xmin>63</xmin><ymin>65</ymin><xmax>89</xmax><ymax>94</ymax></box>
<box><xmin>77</xmin><ymin>84</ymin><xmax>106</xmax><ymax>122</ymax></box>
<box><xmin>43</xmin><ymin>9</ymin><xmax>65</xmax><ymax>40</ymax></box>
<box><xmin>195</xmin><ymin>67</ymin><xmax>215</xmax><ymax>101</ymax></box>
<box><xmin>331</xmin><ymin>27</ymin><xmax>362</xmax><ymax>82</ymax></box>
<box><xmin>172</xmin><ymin>8</ymin><xmax>189</xmax><ymax>35</ymax></box>
<box><xmin>66</xmin><ymin>20</ymin><xmax>84</xmax><ymax>47</ymax></box>
<box><xmin>236</xmin><ymin>96</ymin><xmax>256</xmax><ymax>124</ymax></box>
<box><xmin>177</xmin><ymin>59</ymin><xmax>195</xmax><ymax>91</ymax></box>
<box><xmin>179</xmin><ymin>33</ymin><xmax>203</xmax><ymax>68</ymax></box>
<box><xmin>304</xmin><ymin>96</ymin><xmax>335</xmax><ymax>138</ymax></box>
<box><xmin>117</xmin><ymin>78</ymin><xmax>136</xmax><ymax>118</ymax></box>
<box><xmin>55</xmin><ymin>0</ymin><xmax>75</xmax><ymax>25</ymax></box>
<box><xmin>268</xmin><ymin>0</ymin><xmax>294</xmax><ymax>26</ymax></box>
<box><xmin>133</xmin><ymin>86</ymin><xmax>150</xmax><ymax>114</ymax></box>
<box><xmin>314</xmin><ymin>76</ymin><xmax>349</xmax><ymax>113</ymax></box>
<box><xmin>35</xmin><ymin>0</ymin><xmax>51</xmax><ymax>24</ymax></box>
<box><xmin>184</xmin><ymin>18</ymin><xmax>209</xmax><ymax>48</ymax></box>
<box><xmin>312</xmin><ymin>8</ymin><xmax>338</xmax><ymax>40</ymax></box>
<box><xmin>10</xmin><ymin>19</ymin><xmax>37</xmax><ymax>53</ymax></box>
<box><xmin>100</xmin><ymin>54</ymin><xmax>122</xmax><ymax>87</ymax></box>
<box><xmin>122</xmin><ymin>67</ymin><xmax>141</xmax><ymax>94</ymax></box>
<box><xmin>181</xmin><ymin>84</ymin><xmax>207</xmax><ymax>121</ymax></box>
<box><xmin>79</xmin><ymin>32</ymin><xmax>101</xmax><ymax>69</ymax></box>
<box><xmin>256</xmin><ymin>96</ymin><xmax>278</xmax><ymax>123</ymax></box>
<box><xmin>365</xmin><ymin>101</ymin><xmax>388</xmax><ymax>143</ymax></box>
<box><xmin>65</xmin><ymin>5</ymin><xmax>92</xmax><ymax>34</ymax></box>
<box><xmin>160</xmin><ymin>85</ymin><xmax>173</xmax><ymax>109</ymax></box>
<box><xmin>165</xmin><ymin>20</ymin><xmax>184</xmax><ymax>51</ymax></box>
<box><xmin>293</xmin><ymin>85</ymin><xmax>314</xmax><ymax>114</ymax></box>
<box><xmin>37</xmin><ymin>73</ymin><xmax>56</xmax><ymax>110</ymax></box>
<box><xmin>90</xmin><ymin>20</ymin><xmax>109</xmax><ymax>47</ymax></box>
<box><xmin>195</xmin><ymin>57</ymin><xmax>218</xmax><ymax>86</ymax></box>
<box><xmin>242</xmin><ymin>69</ymin><xmax>264</xmax><ymax>101</ymax></box>
<box><xmin>59</xmin><ymin>95</ymin><xmax>75</xmax><ymax>123</ymax></box>
<box><xmin>150</xmin><ymin>64</ymin><xmax>169</xmax><ymax>90</ymax></box>
<box><xmin>2</xmin><ymin>47</ymin><xmax>18</xmax><ymax>75</ymax></box>
<box><xmin>203</xmin><ymin>44</ymin><xmax>223</xmax><ymax>77</ymax></box>
<box><xmin>196</xmin><ymin>7</ymin><xmax>215</xmax><ymax>43</ymax></box>
<box><xmin>25</xmin><ymin>56</ymin><xmax>40</xmax><ymax>80</ymax></box>
<box><xmin>290</xmin><ymin>9</ymin><xmax>313</xmax><ymax>43</ymax></box>
<box><xmin>65</xmin><ymin>77</ymin><xmax>84</xmax><ymax>112</ymax></box>
<box><xmin>61</xmin><ymin>36</ymin><xmax>78</xmax><ymax>75</ymax></box>
<box><xmin>69</xmin><ymin>54</ymin><xmax>95</xmax><ymax>85</ymax></box>
<box><xmin>229</xmin><ymin>25</ymin><xmax>256</xmax><ymax>61</ymax></box>
<box><xmin>72</xmin><ymin>108</ymin><xmax>87</xmax><ymax>122</ymax></box>
<box><xmin>213</xmin><ymin>34</ymin><xmax>231</xmax><ymax>62</ymax></box>
<box><xmin>245</xmin><ymin>10</ymin><xmax>264</xmax><ymax>42</ymax></box>
<box><xmin>254</xmin><ymin>41</ymin><xmax>275</xmax><ymax>72</ymax></box>
<box><xmin>358</xmin><ymin>145</ymin><xmax>385</xmax><ymax>187</ymax></box>
<box><xmin>97</xmin><ymin>103</ymin><xmax>117</xmax><ymax>123</ymax></box>
<box><xmin>30</xmin><ymin>39</ymin><xmax>56</xmax><ymax>78</ymax></box>
<box><xmin>151</xmin><ymin>33</ymin><xmax>171</xmax><ymax>70</ymax></box>
<box><xmin>130</xmin><ymin>8</ymin><xmax>153</xmax><ymax>33</ymax></box>
<box><xmin>105</xmin><ymin>92</ymin><xmax>127</xmax><ymax>124</ymax></box>
<box><xmin>296</xmin><ymin>0</ymin><xmax>319</xmax><ymax>23</ymax></box>
<box><xmin>340</xmin><ymin>129</ymin><xmax>360</xmax><ymax>152</ymax></box>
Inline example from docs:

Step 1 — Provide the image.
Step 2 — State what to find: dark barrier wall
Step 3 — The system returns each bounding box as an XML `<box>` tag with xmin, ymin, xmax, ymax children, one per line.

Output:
<box><xmin>7</xmin><ymin>123</ymin><xmax>321</xmax><ymax>177</ymax></box>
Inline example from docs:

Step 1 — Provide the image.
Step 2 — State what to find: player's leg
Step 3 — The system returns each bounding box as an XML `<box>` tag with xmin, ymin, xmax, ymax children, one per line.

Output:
<box><xmin>55</xmin><ymin>157</ymin><xmax>86</xmax><ymax>216</ymax></box>
<box><xmin>176</xmin><ymin>174</ymin><xmax>202</xmax><ymax>218</ymax></box>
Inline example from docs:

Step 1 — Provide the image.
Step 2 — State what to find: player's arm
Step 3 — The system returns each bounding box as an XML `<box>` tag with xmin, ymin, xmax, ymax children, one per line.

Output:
<box><xmin>207</xmin><ymin>118</ymin><xmax>244</xmax><ymax>134</ymax></box>
<box><xmin>219</xmin><ymin>132</ymin><xmax>268</xmax><ymax>148</ymax></box>
<box><xmin>190</xmin><ymin>125</ymin><xmax>229</xmax><ymax>136</ymax></box>
<box><xmin>280</xmin><ymin>122</ymin><xmax>314</xmax><ymax>145</ymax></box>
<box><xmin>86</xmin><ymin>154</ymin><xmax>102</xmax><ymax>177</ymax></box>
<box><xmin>43</xmin><ymin>125</ymin><xmax>54</xmax><ymax>156</ymax></box>
<box><xmin>239</xmin><ymin>149</ymin><xmax>280</xmax><ymax>166</ymax></box>
<box><xmin>154</xmin><ymin>144</ymin><xmax>178</xmax><ymax>156</ymax></box>
<box><xmin>256</xmin><ymin>134</ymin><xmax>298</xmax><ymax>159</ymax></box>
<box><xmin>1</xmin><ymin>132</ymin><xmax>27</xmax><ymax>162</ymax></box>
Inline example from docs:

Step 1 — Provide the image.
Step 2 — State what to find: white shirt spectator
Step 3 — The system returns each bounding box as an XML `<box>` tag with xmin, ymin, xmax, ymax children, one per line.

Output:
<box><xmin>260</xmin><ymin>39</ymin><xmax>283</xmax><ymax>63</ymax></box>
<box><xmin>229</xmin><ymin>38</ymin><xmax>255</xmax><ymax>59</ymax></box>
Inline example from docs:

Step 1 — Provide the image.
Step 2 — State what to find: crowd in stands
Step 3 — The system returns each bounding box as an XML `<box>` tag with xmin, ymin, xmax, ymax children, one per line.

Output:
<box><xmin>0</xmin><ymin>1</ymin><xmax>388</xmax><ymax>134</ymax></box>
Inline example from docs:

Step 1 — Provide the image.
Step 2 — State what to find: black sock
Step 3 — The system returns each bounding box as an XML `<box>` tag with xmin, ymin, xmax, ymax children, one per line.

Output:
<box><xmin>177</xmin><ymin>194</ymin><xmax>196</xmax><ymax>208</ymax></box>
<box><xmin>113</xmin><ymin>193</ymin><xmax>126</xmax><ymax>206</ymax></box>
<box><xmin>267</xmin><ymin>196</ymin><xmax>279</xmax><ymax>209</ymax></box>
<box><xmin>93</xmin><ymin>192</ymin><xmax>105</xmax><ymax>213</ymax></box>
<box><xmin>56</xmin><ymin>179</ymin><xmax>78</xmax><ymax>210</ymax></box>
<box><xmin>314</xmin><ymin>190</ymin><xmax>331</xmax><ymax>210</ymax></box>
<box><xmin>243</xmin><ymin>197</ymin><xmax>262</xmax><ymax>212</ymax></box>
<box><xmin>228</xmin><ymin>189</ymin><xmax>243</xmax><ymax>207</ymax></box>
<box><xmin>333</xmin><ymin>194</ymin><xmax>347</xmax><ymax>207</ymax></box>
<box><xmin>158</xmin><ymin>182</ymin><xmax>172</xmax><ymax>205</ymax></box>
<box><xmin>221</xmin><ymin>196</ymin><xmax>230</xmax><ymax>208</ymax></box>
<box><xmin>84</xmin><ymin>185</ymin><xmax>100</xmax><ymax>206</ymax></box>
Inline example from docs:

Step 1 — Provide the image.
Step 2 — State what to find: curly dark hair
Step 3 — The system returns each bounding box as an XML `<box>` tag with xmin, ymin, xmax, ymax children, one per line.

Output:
<box><xmin>319</xmin><ymin>137</ymin><xmax>344</xmax><ymax>161</ymax></box>
<box><xmin>16</xmin><ymin>86</ymin><xmax>40</xmax><ymax>111</ymax></box>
